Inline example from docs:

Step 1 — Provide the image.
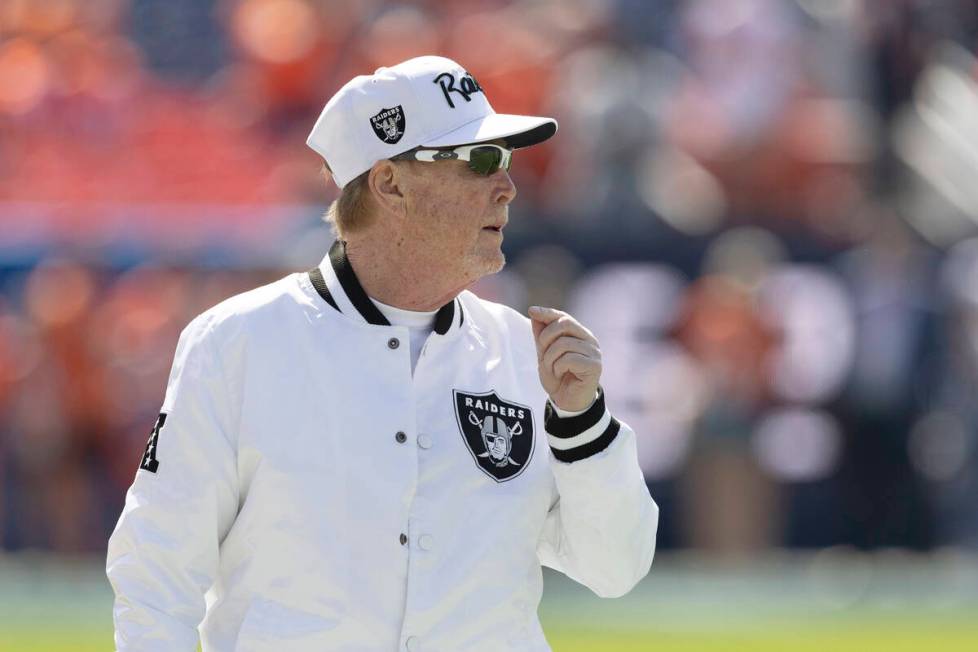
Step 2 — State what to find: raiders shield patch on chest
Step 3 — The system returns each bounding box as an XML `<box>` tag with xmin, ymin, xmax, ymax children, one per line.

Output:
<box><xmin>453</xmin><ymin>389</ymin><xmax>534</xmax><ymax>482</ymax></box>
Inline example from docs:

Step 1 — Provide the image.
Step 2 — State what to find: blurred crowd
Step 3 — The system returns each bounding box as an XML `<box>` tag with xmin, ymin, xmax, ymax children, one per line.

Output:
<box><xmin>2</xmin><ymin>0</ymin><xmax>978</xmax><ymax>556</ymax></box>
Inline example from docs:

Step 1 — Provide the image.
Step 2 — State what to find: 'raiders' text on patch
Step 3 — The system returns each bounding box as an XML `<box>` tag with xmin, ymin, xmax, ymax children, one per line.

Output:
<box><xmin>453</xmin><ymin>390</ymin><xmax>534</xmax><ymax>482</ymax></box>
<box><xmin>370</xmin><ymin>105</ymin><xmax>406</xmax><ymax>144</ymax></box>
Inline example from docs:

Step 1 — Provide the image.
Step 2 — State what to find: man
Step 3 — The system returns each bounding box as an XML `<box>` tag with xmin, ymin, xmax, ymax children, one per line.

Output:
<box><xmin>107</xmin><ymin>55</ymin><xmax>658</xmax><ymax>652</ymax></box>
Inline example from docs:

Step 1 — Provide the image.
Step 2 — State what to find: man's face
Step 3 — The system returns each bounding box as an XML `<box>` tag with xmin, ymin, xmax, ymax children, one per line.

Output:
<box><xmin>397</xmin><ymin>142</ymin><xmax>517</xmax><ymax>287</ymax></box>
<box><xmin>487</xmin><ymin>432</ymin><xmax>508</xmax><ymax>460</ymax></box>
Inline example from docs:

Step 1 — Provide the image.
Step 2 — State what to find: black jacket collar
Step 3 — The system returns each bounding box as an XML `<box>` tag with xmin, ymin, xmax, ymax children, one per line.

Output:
<box><xmin>309</xmin><ymin>240</ymin><xmax>461</xmax><ymax>336</ymax></box>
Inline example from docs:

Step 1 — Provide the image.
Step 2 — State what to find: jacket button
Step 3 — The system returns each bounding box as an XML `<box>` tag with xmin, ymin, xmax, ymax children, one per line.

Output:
<box><xmin>388</xmin><ymin>337</ymin><xmax>400</xmax><ymax>349</ymax></box>
<box><xmin>405</xmin><ymin>637</ymin><xmax>419</xmax><ymax>652</ymax></box>
<box><xmin>395</xmin><ymin>431</ymin><xmax>407</xmax><ymax>443</ymax></box>
<box><xmin>399</xmin><ymin>533</ymin><xmax>408</xmax><ymax>545</ymax></box>
<box><xmin>417</xmin><ymin>434</ymin><xmax>432</xmax><ymax>449</ymax></box>
<box><xmin>418</xmin><ymin>534</ymin><xmax>434</xmax><ymax>551</ymax></box>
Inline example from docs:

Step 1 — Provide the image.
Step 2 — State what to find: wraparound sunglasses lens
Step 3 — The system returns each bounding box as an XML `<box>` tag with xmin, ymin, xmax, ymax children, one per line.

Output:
<box><xmin>468</xmin><ymin>146</ymin><xmax>510</xmax><ymax>175</ymax></box>
<box><xmin>393</xmin><ymin>144</ymin><xmax>513</xmax><ymax>175</ymax></box>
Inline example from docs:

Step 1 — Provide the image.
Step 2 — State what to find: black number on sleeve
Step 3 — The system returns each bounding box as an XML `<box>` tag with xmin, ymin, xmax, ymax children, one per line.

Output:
<box><xmin>140</xmin><ymin>413</ymin><xmax>167</xmax><ymax>473</ymax></box>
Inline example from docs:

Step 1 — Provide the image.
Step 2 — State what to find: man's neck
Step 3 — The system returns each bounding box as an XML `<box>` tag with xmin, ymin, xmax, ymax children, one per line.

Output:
<box><xmin>343</xmin><ymin>237</ymin><xmax>470</xmax><ymax>312</ymax></box>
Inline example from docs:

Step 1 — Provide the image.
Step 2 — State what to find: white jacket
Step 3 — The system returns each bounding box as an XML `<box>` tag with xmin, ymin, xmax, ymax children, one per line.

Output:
<box><xmin>107</xmin><ymin>241</ymin><xmax>659</xmax><ymax>652</ymax></box>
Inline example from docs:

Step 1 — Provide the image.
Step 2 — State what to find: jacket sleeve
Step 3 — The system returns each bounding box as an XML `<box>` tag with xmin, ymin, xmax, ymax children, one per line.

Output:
<box><xmin>536</xmin><ymin>386</ymin><xmax>659</xmax><ymax>598</ymax></box>
<box><xmin>106</xmin><ymin>315</ymin><xmax>240</xmax><ymax>651</ymax></box>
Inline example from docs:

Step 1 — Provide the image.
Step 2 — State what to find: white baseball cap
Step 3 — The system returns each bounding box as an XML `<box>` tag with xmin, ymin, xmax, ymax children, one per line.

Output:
<box><xmin>306</xmin><ymin>55</ymin><xmax>558</xmax><ymax>188</ymax></box>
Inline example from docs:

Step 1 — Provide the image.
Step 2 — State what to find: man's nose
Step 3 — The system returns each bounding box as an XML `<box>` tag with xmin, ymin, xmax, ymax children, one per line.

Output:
<box><xmin>493</xmin><ymin>169</ymin><xmax>517</xmax><ymax>204</ymax></box>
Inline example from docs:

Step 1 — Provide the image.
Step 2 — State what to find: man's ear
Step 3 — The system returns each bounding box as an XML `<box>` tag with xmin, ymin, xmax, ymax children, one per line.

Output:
<box><xmin>368</xmin><ymin>160</ymin><xmax>407</xmax><ymax>217</ymax></box>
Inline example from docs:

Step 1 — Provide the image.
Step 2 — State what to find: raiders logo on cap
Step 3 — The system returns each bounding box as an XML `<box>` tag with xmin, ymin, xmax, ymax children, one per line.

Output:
<box><xmin>454</xmin><ymin>389</ymin><xmax>534</xmax><ymax>482</ymax></box>
<box><xmin>370</xmin><ymin>105</ymin><xmax>405</xmax><ymax>144</ymax></box>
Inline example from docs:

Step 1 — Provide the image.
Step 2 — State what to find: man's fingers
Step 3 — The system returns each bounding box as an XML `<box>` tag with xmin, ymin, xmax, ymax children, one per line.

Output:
<box><xmin>541</xmin><ymin>336</ymin><xmax>598</xmax><ymax>379</ymax></box>
<box><xmin>528</xmin><ymin>305</ymin><xmax>562</xmax><ymax>325</ymax></box>
<box><xmin>531</xmin><ymin>317</ymin><xmax>546</xmax><ymax>341</ymax></box>
<box><xmin>534</xmin><ymin>315</ymin><xmax>595</xmax><ymax>362</ymax></box>
<box><xmin>529</xmin><ymin>307</ymin><xmax>603</xmax><ymax>410</ymax></box>
<box><xmin>529</xmin><ymin>306</ymin><xmax>560</xmax><ymax>341</ymax></box>
<box><xmin>553</xmin><ymin>351</ymin><xmax>600</xmax><ymax>381</ymax></box>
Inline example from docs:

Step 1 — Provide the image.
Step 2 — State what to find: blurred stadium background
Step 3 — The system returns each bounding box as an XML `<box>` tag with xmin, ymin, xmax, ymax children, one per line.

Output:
<box><xmin>2</xmin><ymin>0</ymin><xmax>978</xmax><ymax>650</ymax></box>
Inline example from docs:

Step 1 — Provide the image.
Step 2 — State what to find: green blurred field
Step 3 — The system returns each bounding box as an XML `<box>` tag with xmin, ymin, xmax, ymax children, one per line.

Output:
<box><xmin>4</xmin><ymin>551</ymin><xmax>977</xmax><ymax>652</ymax></box>
<box><xmin>10</xmin><ymin>620</ymin><xmax>978</xmax><ymax>652</ymax></box>
<box><xmin>6</xmin><ymin>622</ymin><xmax>978</xmax><ymax>652</ymax></box>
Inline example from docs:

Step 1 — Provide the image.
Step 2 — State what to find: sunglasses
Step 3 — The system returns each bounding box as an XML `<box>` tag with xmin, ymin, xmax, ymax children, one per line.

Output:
<box><xmin>392</xmin><ymin>143</ymin><xmax>513</xmax><ymax>176</ymax></box>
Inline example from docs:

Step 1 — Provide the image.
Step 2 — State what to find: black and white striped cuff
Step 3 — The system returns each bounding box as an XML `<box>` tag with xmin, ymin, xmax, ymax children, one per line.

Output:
<box><xmin>544</xmin><ymin>386</ymin><xmax>621</xmax><ymax>463</ymax></box>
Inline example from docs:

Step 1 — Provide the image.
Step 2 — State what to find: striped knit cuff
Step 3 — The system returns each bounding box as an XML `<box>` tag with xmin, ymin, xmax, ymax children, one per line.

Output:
<box><xmin>544</xmin><ymin>386</ymin><xmax>621</xmax><ymax>463</ymax></box>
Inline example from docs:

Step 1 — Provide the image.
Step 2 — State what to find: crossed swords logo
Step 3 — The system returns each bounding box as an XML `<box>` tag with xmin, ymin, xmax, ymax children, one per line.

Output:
<box><xmin>468</xmin><ymin>411</ymin><xmax>524</xmax><ymax>468</ymax></box>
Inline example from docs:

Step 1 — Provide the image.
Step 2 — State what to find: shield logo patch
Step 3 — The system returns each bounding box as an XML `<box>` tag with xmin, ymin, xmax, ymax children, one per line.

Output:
<box><xmin>453</xmin><ymin>389</ymin><xmax>534</xmax><ymax>482</ymax></box>
<box><xmin>369</xmin><ymin>105</ymin><xmax>406</xmax><ymax>144</ymax></box>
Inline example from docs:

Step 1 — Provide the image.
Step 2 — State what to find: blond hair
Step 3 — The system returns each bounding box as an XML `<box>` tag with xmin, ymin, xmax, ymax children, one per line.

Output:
<box><xmin>321</xmin><ymin>164</ymin><xmax>374</xmax><ymax>238</ymax></box>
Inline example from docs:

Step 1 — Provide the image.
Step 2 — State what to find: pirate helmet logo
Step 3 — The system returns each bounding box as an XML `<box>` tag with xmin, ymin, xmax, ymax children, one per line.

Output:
<box><xmin>369</xmin><ymin>105</ymin><xmax>405</xmax><ymax>144</ymax></box>
<box><xmin>475</xmin><ymin>414</ymin><xmax>523</xmax><ymax>467</ymax></box>
<box><xmin>454</xmin><ymin>389</ymin><xmax>534</xmax><ymax>482</ymax></box>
